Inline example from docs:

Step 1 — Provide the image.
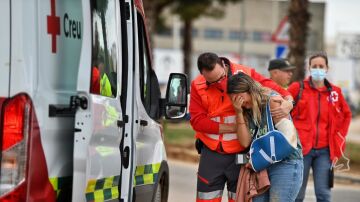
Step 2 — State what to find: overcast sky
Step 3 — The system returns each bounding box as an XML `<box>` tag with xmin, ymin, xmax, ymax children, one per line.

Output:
<box><xmin>323</xmin><ymin>0</ymin><xmax>360</xmax><ymax>42</ymax></box>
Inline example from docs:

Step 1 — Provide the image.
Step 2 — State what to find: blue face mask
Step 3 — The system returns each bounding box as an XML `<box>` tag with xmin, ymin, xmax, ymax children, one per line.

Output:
<box><xmin>310</xmin><ymin>69</ymin><xmax>327</xmax><ymax>81</ymax></box>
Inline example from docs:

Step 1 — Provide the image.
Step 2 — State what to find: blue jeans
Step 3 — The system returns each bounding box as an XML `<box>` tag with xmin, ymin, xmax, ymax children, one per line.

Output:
<box><xmin>253</xmin><ymin>159</ymin><xmax>303</xmax><ymax>202</ymax></box>
<box><xmin>296</xmin><ymin>148</ymin><xmax>332</xmax><ymax>202</ymax></box>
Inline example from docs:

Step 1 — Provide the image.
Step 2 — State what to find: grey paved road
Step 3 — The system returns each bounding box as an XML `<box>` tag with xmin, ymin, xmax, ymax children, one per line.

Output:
<box><xmin>168</xmin><ymin>160</ymin><xmax>360</xmax><ymax>202</ymax></box>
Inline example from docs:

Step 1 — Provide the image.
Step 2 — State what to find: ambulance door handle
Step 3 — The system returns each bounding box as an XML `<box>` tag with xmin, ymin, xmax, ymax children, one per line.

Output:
<box><xmin>136</xmin><ymin>119</ymin><xmax>148</xmax><ymax>126</ymax></box>
<box><xmin>117</xmin><ymin>120</ymin><xmax>125</xmax><ymax>128</ymax></box>
<box><xmin>117</xmin><ymin>115</ymin><xmax>129</xmax><ymax>128</ymax></box>
<box><xmin>140</xmin><ymin>120</ymin><xmax>148</xmax><ymax>126</ymax></box>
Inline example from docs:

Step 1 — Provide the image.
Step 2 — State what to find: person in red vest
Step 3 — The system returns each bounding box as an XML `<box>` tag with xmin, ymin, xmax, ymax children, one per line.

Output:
<box><xmin>288</xmin><ymin>52</ymin><xmax>352</xmax><ymax>202</ymax></box>
<box><xmin>90</xmin><ymin>65</ymin><xmax>100</xmax><ymax>94</ymax></box>
<box><xmin>190</xmin><ymin>52</ymin><xmax>294</xmax><ymax>202</ymax></box>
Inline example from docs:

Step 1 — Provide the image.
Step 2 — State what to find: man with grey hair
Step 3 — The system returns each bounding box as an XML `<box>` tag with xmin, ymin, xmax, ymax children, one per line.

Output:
<box><xmin>268</xmin><ymin>58</ymin><xmax>296</xmax><ymax>88</ymax></box>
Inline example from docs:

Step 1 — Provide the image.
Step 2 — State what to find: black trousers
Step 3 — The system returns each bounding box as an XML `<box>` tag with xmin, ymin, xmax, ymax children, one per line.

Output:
<box><xmin>196</xmin><ymin>146</ymin><xmax>241</xmax><ymax>201</ymax></box>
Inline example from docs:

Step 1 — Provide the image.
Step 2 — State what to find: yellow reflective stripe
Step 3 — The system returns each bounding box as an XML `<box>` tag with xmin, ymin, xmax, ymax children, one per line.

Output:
<box><xmin>143</xmin><ymin>174</ymin><xmax>154</xmax><ymax>184</ymax></box>
<box><xmin>85</xmin><ymin>176</ymin><xmax>120</xmax><ymax>202</ymax></box>
<box><xmin>104</xmin><ymin>176</ymin><xmax>114</xmax><ymax>189</ymax></box>
<box><xmin>111</xmin><ymin>187</ymin><xmax>119</xmax><ymax>199</ymax></box>
<box><xmin>86</xmin><ymin>179</ymin><xmax>97</xmax><ymax>193</ymax></box>
<box><xmin>49</xmin><ymin>178</ymin><xmax>58</xmax><ymax>191</ymax></box>
<box><xmin>49</xmin><ymin>177</ymin><xmax>60</xmax><ymax>197</ymax></box>
<box><xmin>134</xmin><ymin>163</ymin><xmax>161</xmax><ymax>186</ymax></box>
<box><xmin>152</xmin><ymin>163</ymin><xmax>161</xmax><ymax>173</ymax></box>
<box><xmin>49</xmin><ymin>176</ymin><xmax>72</xmax><ymax>198</ymax></box>
<box><xmin>94</xmin><ymin>190</ymin><xmax>104</xmax><ymax>201</ymax></box>
<box><xmin>100</xmin><ymin>74</ymin><xmax>112</xmax><ymax>97</ymax></box>
<box><xmin>135</xmin><ymin>165</ymin><xmax>145</xmax><ymax>176</ymax></box>
<box><xmin>95</xmin><ymin>146</ymin><xmax>115</xmax><ymax>157</ymax></box>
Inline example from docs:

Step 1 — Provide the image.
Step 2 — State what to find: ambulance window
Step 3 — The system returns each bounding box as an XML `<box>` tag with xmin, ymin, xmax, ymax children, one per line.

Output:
<box><xmin>138</xmin><ymin>14</ymin><xmax>152</xmax><ymax>114</ymax></box>
<box><xmin>90</xmin><ymin>0</ymin><xmax>118</xmax><ymax>98</ymax></box>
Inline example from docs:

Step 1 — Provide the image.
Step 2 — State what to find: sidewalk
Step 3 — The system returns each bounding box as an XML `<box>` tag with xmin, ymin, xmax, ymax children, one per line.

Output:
<box><xmin>335</xmin><ymin>172</ymin><xmax>360</xmax><ymax>185</ymax></box>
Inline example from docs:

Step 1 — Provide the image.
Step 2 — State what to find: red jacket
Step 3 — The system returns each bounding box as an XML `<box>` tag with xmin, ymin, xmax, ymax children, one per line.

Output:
<box><xmin>288</xmin><ymin>78</ymin><xmax>352</xmax><ymax>161</ymax></box>
<box><xmin>190</xmin><ymin>58</ymin><xmax>291</xmax><ymax>152</ymax></box>
<box><xmin>90</xmin><ymin>66</ymin><xmax>100</xmax><ymax>94</ymax></box>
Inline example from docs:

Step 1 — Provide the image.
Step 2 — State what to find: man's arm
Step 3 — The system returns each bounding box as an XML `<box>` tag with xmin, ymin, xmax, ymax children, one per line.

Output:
<box><xmin>250</xmin><ymin>69</ymin><xmax>293</xmax><ymax>118</ymax></box>
<box><xmin>338</xmin><ymin>90</ymin><xmax>352</xmax><ymax>138</ymax></box>
<box><xmin>189</xmin><ymin>82</ymin><xmax>236</xmax><ymax>134</ymax></box>
<box><xmin>251</xmin><ymin>69</ymin><xmax>292</xmax><ymax>98</ymax></box>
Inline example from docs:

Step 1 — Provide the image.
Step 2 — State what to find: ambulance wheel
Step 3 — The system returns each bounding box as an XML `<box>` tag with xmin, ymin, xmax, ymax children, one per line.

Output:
<box><xmin>152</xmin><ymin>161</ymin><xmax>169</xmax><ymax>202</ymax></box>
<box><xmin>153</xmin><ymin>174</ymin><xmax>168</xmax><ymax>202</ymax></box>
<box><xmin>153</xmin><ymin>182</ymin><xmax>162</xmax><ymax>202</ymax></box>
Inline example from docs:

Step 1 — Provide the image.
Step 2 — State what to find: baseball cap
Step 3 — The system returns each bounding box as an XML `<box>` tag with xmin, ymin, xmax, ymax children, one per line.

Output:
<box><xmin>268</xmin><ymin>59</ymin><xmax>295</xmax><ymax>71</ymax></box>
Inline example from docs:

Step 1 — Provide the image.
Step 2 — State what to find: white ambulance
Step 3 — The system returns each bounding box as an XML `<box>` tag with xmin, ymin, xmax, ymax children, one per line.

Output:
<box><xmin>0</xmin><ymin>0</ymin><xmax>188</xmax><ymax>201</ymax></box>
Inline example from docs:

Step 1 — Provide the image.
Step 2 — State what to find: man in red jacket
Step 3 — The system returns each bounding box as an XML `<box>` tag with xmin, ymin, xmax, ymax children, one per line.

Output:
<box><xmin>190</xmin><ymin>52</ymin><xmax>294</xmax><ymax>202</ymax></box>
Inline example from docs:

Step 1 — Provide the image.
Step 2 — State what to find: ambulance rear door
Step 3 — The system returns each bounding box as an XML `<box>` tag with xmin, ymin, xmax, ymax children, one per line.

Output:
<box><xmin>72</xmin><ymin>0</ymin><xmax>130</xmax><ymax>201</ymax></box>
<box><xmin>0</xmin><ymin>0</ymin><xmax>10</xmax><ymax>97</ymax></box>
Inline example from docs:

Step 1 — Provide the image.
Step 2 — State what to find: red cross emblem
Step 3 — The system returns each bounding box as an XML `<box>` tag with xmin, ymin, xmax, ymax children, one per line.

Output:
<box><xmin>329</xmin><ymin>91</ymin><xmax>339</xmax><ymax>103</ymax></box>
<box><xmin>47</xmin><ymin>0</ymin><xmax>60</xmax><ymax>53</ymax></box>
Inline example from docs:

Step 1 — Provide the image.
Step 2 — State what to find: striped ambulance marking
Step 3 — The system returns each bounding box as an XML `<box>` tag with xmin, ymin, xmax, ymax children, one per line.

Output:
<box><xmin>85</xmin><ymin>175</ymin><xmax>120</xmax><ymax>202</ymax></box>
<box><xmin>134</xmin><ymin>162</ymin><xmax>161</xmax><ymax>186</ymax></box>
<box><xmin>49</xmin><ymin>176</ymin><xmax>72</xmax><ymax>198</ymax></box>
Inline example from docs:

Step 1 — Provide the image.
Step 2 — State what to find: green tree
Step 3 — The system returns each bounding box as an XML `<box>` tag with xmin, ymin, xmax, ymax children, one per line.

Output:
<box><xmin>144</xmin><ymin>0</ymin><xmax>241</xmax><ymax>77</ymax></box>
<box><xmin>172</xmin><ymin>0</ymin><xmax>241</xmax><ymax>77</ymax></box>
<box><xmin>288</xmin><ymin>0</ymin><xmax>311</xmax><ymax>81</ymax></box>
<box><xmin>143</xmin><ymin>0</ymin><xmax>173</xmax><ymax>50</ymax></box>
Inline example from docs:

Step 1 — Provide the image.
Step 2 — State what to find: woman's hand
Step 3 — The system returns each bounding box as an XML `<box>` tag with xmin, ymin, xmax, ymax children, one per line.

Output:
<box><xmin>230</xmin><ymin>94</ymin><xmax>244</xmax><ymax>113</ymax></box>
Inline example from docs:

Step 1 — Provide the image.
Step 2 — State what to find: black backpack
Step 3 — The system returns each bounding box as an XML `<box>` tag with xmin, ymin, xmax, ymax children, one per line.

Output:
<box><xmin>295</xmin><ymin>81</ymin><xmax>304</xmax><ymax>105</ymax></box>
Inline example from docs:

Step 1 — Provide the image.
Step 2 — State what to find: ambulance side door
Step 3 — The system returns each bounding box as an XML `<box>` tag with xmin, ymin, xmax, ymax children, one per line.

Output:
<box><xmin>72</xmin><ymin>0</ymin><xmax>128</xmax><ymax>201</ymax></box>
<box><xmin>131</xmin><ymin>9</ymin><xmax>166</xmax><ymax>201</ymax></box>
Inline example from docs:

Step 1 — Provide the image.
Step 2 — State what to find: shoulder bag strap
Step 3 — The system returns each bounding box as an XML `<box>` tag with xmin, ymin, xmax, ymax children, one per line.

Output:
<box><xmin>295</xmin><ymin>80</ymin><xmax>304</xmax><ymax>105</ymax></box>
<box><xmin>266</xmin><ymin>101</ymin><xmax>275</xmax><ymax>132</ymax></box>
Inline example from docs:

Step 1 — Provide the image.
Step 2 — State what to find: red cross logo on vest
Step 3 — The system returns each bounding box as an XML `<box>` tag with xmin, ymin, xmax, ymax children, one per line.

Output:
<box><xmin>329</xmin><ymin>91</ymin><xmax>339</xmax><ymax>103</ymax></box>
<box><xmin>47</xmin><ymin>0</ymin><xmax>60</xmax><ymax>53</ymax></box>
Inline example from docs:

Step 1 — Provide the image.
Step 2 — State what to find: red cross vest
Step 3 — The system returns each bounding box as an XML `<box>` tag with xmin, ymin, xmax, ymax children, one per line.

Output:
<box><xmin>194</xmin><ymin>63</ymin><xmax>252</xmax><ymax>153</ymax></box>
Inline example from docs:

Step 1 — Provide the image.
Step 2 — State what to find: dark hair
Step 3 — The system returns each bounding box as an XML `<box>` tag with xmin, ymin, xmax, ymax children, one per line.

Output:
<box><xmin>309</xmin><ymin>51</ymin><xmax>328</xmax><ymax>66</ymax></box>
<box><xmin>197</xmin><ymin>52</ymin><xmax>223</xmax><ymax>73</ymax></box>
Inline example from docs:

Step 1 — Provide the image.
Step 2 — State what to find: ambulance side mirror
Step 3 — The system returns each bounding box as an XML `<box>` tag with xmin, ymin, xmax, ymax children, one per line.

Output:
<box><xmin>165</xmin><ymin>73</ymin><xmax>189</xmax><ymax>119</ymax></box>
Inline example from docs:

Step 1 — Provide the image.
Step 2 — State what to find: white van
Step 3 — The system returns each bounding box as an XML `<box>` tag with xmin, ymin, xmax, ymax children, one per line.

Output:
<box><xmin>0</xmin><ymin>0</ymin><xmax>188</xmax><ymax>201</ymax></box>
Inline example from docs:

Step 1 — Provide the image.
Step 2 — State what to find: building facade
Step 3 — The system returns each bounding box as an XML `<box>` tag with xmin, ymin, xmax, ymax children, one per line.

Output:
<box><xmin>153</xmin><ymin>0</ymin><xmax>325</xmax><ymax>79</ymax></box>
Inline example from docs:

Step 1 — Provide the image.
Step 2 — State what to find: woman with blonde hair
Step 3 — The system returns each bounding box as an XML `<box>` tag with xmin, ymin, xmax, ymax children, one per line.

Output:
<box><xmin>227</xmin><ymin>72</ymin><xmax>303</xmax><ymax>202</ymax></box>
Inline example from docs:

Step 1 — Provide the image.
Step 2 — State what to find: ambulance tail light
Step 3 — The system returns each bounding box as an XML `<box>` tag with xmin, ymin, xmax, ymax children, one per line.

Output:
<box><xmin>0</xmin><ymin>94</ymin><xmax>30</xmax><ymax>201</ymax></box>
